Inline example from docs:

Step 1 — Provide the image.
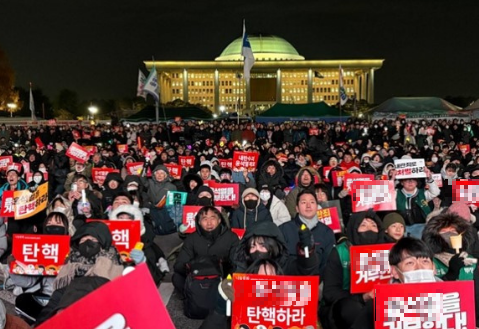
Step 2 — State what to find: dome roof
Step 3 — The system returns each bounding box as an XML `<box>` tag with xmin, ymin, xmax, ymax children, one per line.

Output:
<box><xmin>215</xmin><ymin>34</ymin><xmax>305</xmax><ymax>61</ymax></box>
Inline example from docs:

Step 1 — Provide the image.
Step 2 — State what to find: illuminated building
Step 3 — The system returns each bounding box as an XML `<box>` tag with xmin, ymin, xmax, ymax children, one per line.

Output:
<box><xmin>145</xmin><ymin>35</ymin><xmax>383</xmax><ymax>114</ymax></box>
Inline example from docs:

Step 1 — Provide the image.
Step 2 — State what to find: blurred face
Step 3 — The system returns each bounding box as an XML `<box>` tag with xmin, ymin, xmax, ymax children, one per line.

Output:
<box><xmin>75</xmin><ymin>163</ymin><xmax>85</xmax><ymax>172</ymax></box>
<box><xmin>358</xmin><ymin>218</ymin><xmax>378</xmax><ymax>233</ymax></box>
<box><xmin>108</xmin><ymin>180</ymin><xmax>119</xmax><ymax>189</ymax></box>
<box><xmin>74</xmin><ymin>178</ymin><xmax>88</xmax><ymax>191</ymax></box>
<box><xmin>300</xmin><ymin>171</ymin><xmax>312</xmax><ymax>186</ymax></box>
<box><xmin>46</xmin><ymin>215</ymin><xmax>65</xmax><ymax>227</ymax></box>
<box><xmin>343</xmin><ymin>154</ymin><xmax>352</xmax><ymax>163</ymax></box>
<box><xmin>266</xmin><ymin>165</ymin><xmax>276</xmax><ymax>175</ymax></box>
<box><xmin>315</xmin><ymin>189</ymin><xmax>328</xmax><ymax>202</ymax></box>
<box><xmin>200</xmin><ymin>168</ymin><xmax>210</xmax><ymax>180</ymax></box>
<box><xmin>250</xmin><ymin>237</ymin><xmax>268</xmax><ymax>254</ymax></box>
<box><xmin>401</xmin><ymin>179</ymin><xmax>418</xmax><ymax>192</ymax></box>
<box><xmin>329</xmin><ymin>158</ymin><xmax>338</xmax><ymax>167</ymax></box>
<box><xmin>386</xmin><ymin>223</ymin><xmax>405</xmax><ymax>241</ymax></box>
<box><xmin>112</xmin><ymin>196</ymin><xmax>132</xmax><ymax>210</ymax></box>
<box><xmin>189</xmin><ymin>180</ymin><xmax>198</xmax><ymax>190</ymax></box>
<box><xmin>79</xmin><ymin>235</ymin><xmax>99</xmax><ymax>244</ymax></box>
<box><xmin>7</xmin><ymin>171</ymin><xmax>19</xmax><ymax>185</ymax></box>
<box><xmin>296</xmin><ymin>193</ymin><xmax>318</xmax><ymax>220</ymax></box>
<box><xmin>198</xmin><ymin>210</ymin><xmax>221</xmax><ymax>232</ymax></box>
<box><xmin>391</xmin><ymin>253</ymin><xmax>435</xmax><ymax>282</ymax></box>
<box><xmin>154</xmin><ymin>170</ymin><xmax>167</xmax><ymax>182</ymax></box>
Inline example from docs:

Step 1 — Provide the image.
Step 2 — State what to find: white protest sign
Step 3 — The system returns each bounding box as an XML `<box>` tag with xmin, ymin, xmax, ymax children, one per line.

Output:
<box><xmin>394</xmin><ymin>158</ymin><xmax>426</xmax><ymax>179</ymax></box>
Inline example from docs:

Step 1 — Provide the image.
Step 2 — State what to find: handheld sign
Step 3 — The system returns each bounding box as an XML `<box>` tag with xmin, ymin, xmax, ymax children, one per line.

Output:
<box><xmin>209</xmin><ymin>182</ymin><xmax>239</xmax><ymax>206</ymax></box>
<box><xmin>394</xmin><ymin>158</ymin><xmax>426</xmax><ymax>179</ymax></box>
<box><xmin>351</xmin><ymin>180</ymin><xmax>397</xmax><ymax>212</ymax></box>
<box><xmin>452</xmin><ymin>180</ymin><xmax>479</xmax><ymax>205</ymax></box>
<box><xmin>14</xmin><ymin>182</ymin><xmax>49</xmax><ymax>220</ymax></box>
<box><xmin>66</xmin><ymin>142</ymin><xmax>89</xmax><ymax>163</ymax></box>
<box><xmin>317</xmin><ymin>207</ymin><xmax>342</xmax><ymax>233</ymax></box>
<box><xmin>233</xmin><ymin>151</ymin><xmax>259</xmax><ymax>172</ymax></box>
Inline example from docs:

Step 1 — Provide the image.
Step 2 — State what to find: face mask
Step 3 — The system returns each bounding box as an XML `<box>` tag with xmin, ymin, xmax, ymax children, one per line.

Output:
<box><xmin>39</xmin><ymin>167</ymin><xmax>47</xmax><ymax>173</ymax></box>
<box><xmin>78</xmin><ymin>240</ymin><xmax>101</xmax><ymax>258</ymax></box>
<box><xmin>33</xmin><ymin>176</ymin><xmax>42</xmax><ymax>184</ymax></box>
<box><xmin>197</xmin><ymin>196</ymin><xmax>213</xmax><ymax>206</ymax></box>
<box><xmin>224</xmin><ymin>149</ymin><xmax>230</xmax><ymax>154</ymax></box>
<box><xmin>357</xmin><ymin>231</ymin><xmax>378</xmax><ymax>245</ymax></box>
<box><xmin>260</xmin><ymin>191</ymin><xmax>271</xmax><ymax>201</ymax></box>
<box><xmin>133</xmin><ymin>201</ymin><xmax>140</xmax><ymax>207</ymax></box>
<box><xmin>431</xmin><ymin>157</ymin><xmax>438</xmax><ymax>163</ymax></box>
<box><xmin>45</xmin><ymin>225</ymin><xmax>66</xmax><ymax>235</ymax></box>
<box><xmin>53</xmin><ymin>207</ymin><xmax>66</xmax><ymax>214</ymax></box>
<box><xmin>399</xmin><ymin>269</ymin><xmax>436</xmax><ymax>283</ymax></box>
<box><xmin>208</xmin><ymin>149</ymin><xmax>214</xmax><ymax>154</ymax></box>
<box><xmin>440</xmin><ymin>232</ymin><xmax>459</xmax><ymax>248</ymax></box>
<box><xmin>250</xmin><ymin>251</ymin><xmax>269</xmax><ymax>262</ymax></box>
<box><xmin>363</xmin><ymin>159</ymin><xmax>369</xmax><ymax>163</ymax></box>
<box><xmin>288</xmin><ymin>159</ymin><xmax>295</xmax><ymax>164</ymax></box>
<box><xmin>244</xmin><ymin>199</ymin><xmax>258</xmax><ymax>210</ymax></box>
<box><xmin>127</xmin><ymin>186</ymin><xmax>138</xmax><ymax>192</ymax></box>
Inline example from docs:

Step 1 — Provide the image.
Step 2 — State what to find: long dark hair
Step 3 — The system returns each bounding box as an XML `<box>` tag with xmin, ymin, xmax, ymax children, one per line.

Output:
<box><xmin>245</xmin><ymin>235</ymin><xmax>284</xmax><ymax>263</ymax></box>
<box><xmin>245</xmin><ymin>258</ymin><xmax>284</xmax><ymax>275</ymax></box>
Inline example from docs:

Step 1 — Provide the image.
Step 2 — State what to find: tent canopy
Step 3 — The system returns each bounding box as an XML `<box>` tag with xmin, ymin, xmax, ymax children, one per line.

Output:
<box><xmin>372</xmin><ymin>97</ymin><xmax>467</xmax><ymax>119</ymax></box>
<box><xmin>256</xmin><ymin>102</ymin><xmax>349</xmax><ymax>123</ymax></box>
<box><xmin>123</xmin><ymin>105</ymin><xmax>213</xmax><ymax>122</ymax></box>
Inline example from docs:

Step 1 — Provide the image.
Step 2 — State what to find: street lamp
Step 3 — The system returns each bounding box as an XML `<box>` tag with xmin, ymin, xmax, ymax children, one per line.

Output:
<box><xmin>7</xmin><ymin>103</ymin><xmax>17</xmax><ymax>118</ymax></box>
<box><xmin>88</xmin><ymin>105</ymin><xmax>98</xmax><ymax>121</ymax></box>
<box><xmin>219</xmin><ymin>105</ymin><xmax>225</xmax><ymax>113</ymax></box>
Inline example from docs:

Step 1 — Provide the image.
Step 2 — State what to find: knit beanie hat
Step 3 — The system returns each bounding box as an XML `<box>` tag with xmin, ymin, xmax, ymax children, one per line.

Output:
<box><xmin>383</xmin><ymin>213</ymin><xmax>406</xmax><ymax>229</ymax></box>
<box><xmin>448</xmin><ymin>201</ymin><xmax>473</xmax><ymax>222</ymax></box>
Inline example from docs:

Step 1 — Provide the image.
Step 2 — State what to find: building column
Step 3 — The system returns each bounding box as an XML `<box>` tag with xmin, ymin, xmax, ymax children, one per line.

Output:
<box><xmin>354</xmin><ymin>72</ymin><xmax>360</xmax><ymax>100</ymax></box>
<box><xmin>360</xmin><ymin>72</ymin><xmax>367</xmax><ymax>101</ymax></box>
<box><xmin>276</xmin><ymin>69</ymin><xmax>282</xmax><ymax>103</ymax></box>
<box><xmin>307</xmin><ymin>69</ymin><xmax>313</xmax><ymax>103</ymax></box>
<box><xmin>159</xmin><ymin>73</ymin><xmax>166</xmax><ymax>104</ymax></box>
<box><xmin>182</xmin><ymin>69</ymin><xmax>188</xmax><ymax>103</ymax></box>
<box><xmin>214</xmin><ymin>69</ymin><xmax>220</xmax><ymax>114</ymax></box>
<box><xmin>367</xmin><ymin>68</ymin><xmax>375</xmax><ymax>104</ymax></box>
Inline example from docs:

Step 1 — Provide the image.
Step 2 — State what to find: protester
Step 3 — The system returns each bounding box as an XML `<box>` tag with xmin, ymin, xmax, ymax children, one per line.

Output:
<box><xmin>258</xmin><ymin>184</ymin><xmax>290</xmax><ymax>226</ymax></box>
<box><xmin>383</xmin><ymin>212</ymin><xmax>406</xmax><ymax>242</ymax></box>
<box><xmin>284</xmin><ymin>166</ymin><xmax>320</xmax><ymax>217</ymax></box>
<box><xmin>230</xmin><ymin>188</ymin><xmax>273</xmax><ymax>229</ymax></box>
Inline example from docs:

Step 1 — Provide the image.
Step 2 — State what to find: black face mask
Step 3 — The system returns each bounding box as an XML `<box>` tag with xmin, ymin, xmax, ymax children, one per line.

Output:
<box><xmin>288</xmin><ymin>159</ymin><xmax>295</xmax><ymax>164</ymax></box>
<box><xmin>78</xmin><ymin>240</ymin><xmax>101</xmax><ymax>258</ymax></box>
<box><xmin>250</xmin><ymin>251</ymin><xmax>269</xmax><ymax>262</ymax></box>
<box><xmin>244</xmin><ymin>199</ymin><xmax>258</xmax><ymax>210</ymax></box>
<box><xmin>357</xmin><ymin>231</ymin><xmax>379</xmax><ymax>245</ymax></box>
<box><xmin>44</xmin><ymin>225</ymin><xmax>66</xmax><ymax>235</ymax></box>
<box><xmin>197</xmin><ymin>196</ymin><xmax>213</xmax><ymax>206</ymax></box>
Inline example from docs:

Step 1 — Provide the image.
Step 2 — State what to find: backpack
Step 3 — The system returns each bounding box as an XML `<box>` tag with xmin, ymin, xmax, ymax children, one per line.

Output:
<box><xmin>183</xmin><ymin>257</ymin><xmax>222</xmax><ymax>319</ymax></box>
<box><xmin>149</xmin><ymin>207</ymin><xmax>177</xmax><ymax>235</ymax></box>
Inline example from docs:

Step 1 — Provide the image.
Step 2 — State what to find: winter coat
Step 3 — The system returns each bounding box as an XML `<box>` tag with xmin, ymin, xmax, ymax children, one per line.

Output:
<box><xmin>265</xmin><ymin>195</ymin><xmax>291</xmax><ymax>226</ymax></box>
<box><xmin>46</xmin><ymin>195</ymin><xmax>76</xmax><ymax>236</ymax></box>
<box><xmin>230</xmin><ymin>188</ymin><xmax>274</xmax><ymax>229</ymax></box>
<box><xmin>141</xmin><ymin>165</ymin><xmax>177</xmax><ymax>206</ymax></box>
<box><xmin>101</xmin><ymin>172</ymin><xmax>123</xmax><ymax>210</ymax></box>
<box><xmin>279</xmin><ymin>215</ymin><xmax>335</xmax><ymax>276</ymax></box>
<box><xmin>256</xmin><ymin>159</ymin><xmax>289</xmax><ymax>192</ymax></box>
<box><xmin>284</xmin><ymin>166</ymin><xmax>320</xmax><ymax>217</ymax></box>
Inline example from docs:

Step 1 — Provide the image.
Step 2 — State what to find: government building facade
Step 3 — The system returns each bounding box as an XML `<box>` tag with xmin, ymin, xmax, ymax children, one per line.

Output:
<box><xmin>145</xmin><ymin>35</ymin><xmax>383</xmax><ymax>114</ymax></box>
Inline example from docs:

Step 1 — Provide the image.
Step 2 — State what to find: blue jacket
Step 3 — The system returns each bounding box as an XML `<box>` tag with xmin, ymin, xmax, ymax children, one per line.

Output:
<box><xmin>279</xmin><ymin>215</ymin><xmax>335</xmax><ymax>277</ymax></box>
<box><xmin>0</xmin><ymin>179</ymin><xmax>29</xmax><ymax>202</ymax></box>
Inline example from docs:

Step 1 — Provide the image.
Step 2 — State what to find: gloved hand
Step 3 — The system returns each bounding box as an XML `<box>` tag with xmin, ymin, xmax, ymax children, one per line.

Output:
<box><xmin>443</xmin><ymin>253</ymin><xmax>465</xmax><ymax>281</ymax></box>
<box><xmin>219</xmin><ymin>277</ymin><xmax>235</xmax><ymax>302</ymax></box>
<box><xmin>298</xmin><ymin>226</ymin><xmax>314</xmax><ymax>250</ymax></box>
<box><xmin>130</xmin><ymin>249</ymin><xmax>146</xmax><ymax>264</ymax></box>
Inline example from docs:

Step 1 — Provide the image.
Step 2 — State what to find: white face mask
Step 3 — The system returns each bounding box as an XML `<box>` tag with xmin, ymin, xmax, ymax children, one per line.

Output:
<box><xmin>431</xmin><ymin>157</ymin><xmax>438</xmax><ymax>163</ymax></box>
<box><xmin>133</xmin><ymin>201</ymin><xmax>140</xmax><ymax>207</ymax></box>
<box><xmin>39</xmin><ymin>167</ymin><xmax>47</xmax><ymax>173</ymax></box>
<box><xmin>53</xmin><ymin>207</ymin><xmax>66</xmax><ymax>214</ymax></box>
<box><xmin>33</xmin><ymin>176</ymin><xmax>42</xmax><ymax>184</ymax></box>
<box><xmin>399</xmin><ymin>269</ymin><xmax>436</xmax><ymax>283</ymax></box>
<box><xmin>127</xmin><ymin>185</ymin><xmax>138</xmax><ymax>192</ymax></box>
<box><xmin>260</xmin><ymin>191</ymin><xmax>271</xmax><ymax>201</ymax></box>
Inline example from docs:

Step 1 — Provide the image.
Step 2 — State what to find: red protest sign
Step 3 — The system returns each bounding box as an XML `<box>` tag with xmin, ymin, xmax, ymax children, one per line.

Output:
<box><xmin>0</xmin><ymin>190</ymin><xmax>14</xmax><ymax>217</ymax></box>
<box><xmin>317</xmin><ymin>207</ymin><xmax>341</xmax><ymax>233</ymax></box>
<box><xmin>126</xmin><ymin>162</ymin><xmax>151</xmax><ymax>177</ymax></box>
<box><xmin>25</xmin><ymin>172</ymin><xmax>49</xmax><ymax>183</ymax></box>
<box><xmin>164</xmin><ymin>163</ymin><xmax>182</xmax><ymax>179</ymax></box>
<box><xmin>72</xmin><ymin>129</ymin><xmax>81</xmax><ymax>140</ymax></box>
<box><xmin>35</xmin><ymin>137</ymin><xmax>45</xmax><ymax>149</ymax></box>
<box><xmin>84</xmin><ymin>145</ymin><xmax>98</xmax><ymax>156</ymax></box>
<box><xmin>10</xmin><ymin>234</ymin><xmax>70</xmax><ymax>276</ymax></box>
<box><xmin>374</xmin><ymin>281</ymin><xmax>475</xmax><ymax>329</ymax></box>
<box><xmin>350</xmin><ymin>243</ymin><xmax>394</xmax><ymax>294</ymax></box>
<box><xmin>66</xmin><ymin>142</ymin><xmax>90</xmax><ymax>163</ymax></box>
<box><xmin>460</xmin><ymin>144</ymin><xmax>471</xmax><ymax>154</ymax></box>
<box><xmin>178</xmin><ymin>156</ymin><xmax>195</xmax><ymax>168</ymax></box>
<box><xmin>309</xmin><ymin>128</ymin><xmax>319</xmax><ymax>136</ymax></box>
<box><xmin>117</xmin><ymin>144</ymin><xmax>128</xmax><ymax>154</ymax></box>
<box><xmin>322</xmin><ymin>166</ymin><xmax>332</xmax><ymax>183</ymax></box>
<box><xmin>91</xmin><ymin>168</ymin><xmax>120</xmax><ymax>186</ymax></box>
<box><xmin>82</xmin><ymin>131</ymin><xmax>91</xmax><ymax>140</ymax></box>
<box><xmin>88</xmin><ymin>220</ymin><xmax>141</xmax><ymax>262</ymax></box>
<box><xmin>209</xmin><ymin>181</ymin><xmax>239</xmax><ymax>206</ymax></box>
<box><xmin>21</xmin><ymin>160</ymin><xmax>30</xmax><ymax>174</ymax></box>
<box><xmin>219</xmin><ymin>158</ymin><xmax>233</xmax><ymax>169</ymax></box>
<box><xmin>344</xmin><ymin>173</ymin><xmax>375</xmax><ymax>191</ymax></box>
<box><xmin>452</xmin><ymin>180</ymin><xmax>479</xmax><ymax>205</ymax></box>
<box><xmin>36</xmin><ymin>264</ymin><xmax>175</xmax><ymax>329</ymax></box>
<box><xmin>332</xmin><ymin>170</ymin><xmax>347</xmax><ymax>187</ymax></box>
<box><xmin>0</xmin><ymin>156</ymin><xmax>13</xmax><ymax>170</ymax></box>
<box><xmin>351</xmin><ymin>180</ymin><xmax>397</xmax><ymax>212</ymax></box>
<box><xmin>182</xmin><ymin>206</ymin><xmax>223</xmax><ymax>234</ymax></box>
<box><xmin>232</xmin><ymin>273</ymin><xmax>319</xmax><ymax>329</ymax></box>
<box><xmin>233</xmin><ymin>151</ymin><xmax>259</xmax><ymax>172</ymax></box>
<box><xmin>232</xmin><ymin>228</ymin><xmax>246</xmax><ymax>239</ymax></box>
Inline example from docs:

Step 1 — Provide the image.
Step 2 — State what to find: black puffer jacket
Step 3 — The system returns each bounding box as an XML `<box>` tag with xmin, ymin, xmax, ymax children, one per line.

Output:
<box><xmin>256</xmin><ymin>159</ymin><xmax>289</xmax><ymax>191</ymax></box>
<box><xmin>101</xmin><ymin>172</ymin><xmax>123</xmax><ymax>210</ymax></box>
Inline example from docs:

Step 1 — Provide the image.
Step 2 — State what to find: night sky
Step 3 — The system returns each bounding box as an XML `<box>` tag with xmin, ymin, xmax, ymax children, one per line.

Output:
<box><xmin>1</xmin><ymin>0</ymin><xmax>478</xmax><ymax>105</ymax></box>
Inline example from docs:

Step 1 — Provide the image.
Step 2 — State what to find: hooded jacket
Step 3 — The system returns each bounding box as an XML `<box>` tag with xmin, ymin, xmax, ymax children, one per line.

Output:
<box><xmin>257</xmin><ymin>159</ymin><xmax>289</xmax><ymax>191</ymax></box>
<box><xmin>101</xmin><ymin>172</ymin><xmax>123</xmax><ymax>210</ymax></box>
<box><xmin>284</xmin><ymin>166</ymin><xmax>320</xmax><ymax>217</ymax></box>
<box><xmin>182</xmin><ymin>173</ymin><xmax>204</xmax><ymax>205</ymax></box>
<box><xmin>141</xmin><ymin>164</ymin><xmax>177</xmax><ymax>205</ymax></box>
<box><xmin>46</xmin><ymin>195</ymin><xmax>75</xmax><ymax>236</ymax></box>
<box><xmin>230</xmin><ymin>188</ymin><xmax>273</xmax><ymax>229</ymax></box>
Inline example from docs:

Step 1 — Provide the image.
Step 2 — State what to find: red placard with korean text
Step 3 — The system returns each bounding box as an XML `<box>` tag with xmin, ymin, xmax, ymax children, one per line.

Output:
<box><xmin>351</xmin><ymin>180</ymin><xmax>397</xmax><ymax>212</ymax></box>
<box><xmin>317</xmin><ymin>207</ymin><xmax>341</xmax><ymax>233</ymax></box>
<box><xmin>374</xmin><ymin>281</ymin><xmax>475</xmax><ymax>329</ymax></box>
<box><xmin>452</xmin><ymin>180</ymin><xmax>479</xmax><ymax>205</ymax></box>
<box><xmin>72</xmin><ymin>129</ymin><xmax>81</xmax><ymax>140</ymax></box>
<box><xmin>350</xmin><ymin>243</ymin><xmax>394</xmax><ymax>293</ymax></box>
<box><xmin>66</xmin><ymin>142</ymin><xmax>90</xmax><ymax>163</ymax></box>
<box><xmin>232</xmin><ymin>273</ymin><xmax>319</xmax><ymax>329</ymax></box>
<box><xmin>208</xmin><ymin>181</ymin><xmax>239</xmax><ymax>206</ymax></box>
<box><xmin>231</xmin><ymin>228</ymin><xmax>246</xmax><ymax>239</ymax></box>
<box><xmin>344</xmin><ymin>173</ymin><xmax>375</xmax><ymax>191</ymax></box>
<box><xmin>92</xmin><ymin>168</ymin><xmax>120</xmax><ymax>186</ymax></box>
<box><xmin>178</xmin><ymin>156</ymin><xmax>195</xmax><ymax>168</ymax></box>
<box><xmin>0</xmin><ymin>156</ymin><xmax>13</xmax><ymax>170</ymax></box>
<box><xmin>21</xmin><ymin>160</ymin><xmax>30</xmax><ymax>174</ymax></box>
<box><xmin>459</xmin><ymin>144</ymin><xmax>471</xmax><ymax>154</ymax></box>
<box><xmin>164</xmin><ymin>163</ymin><xmax>182</xmax><ymax>180</ymax></box>
<box><xmin>35</xmin><ymin>137</ymin><xmax>45</xmax><ymax>149</ymax></box>
<box><xmin>332</xmin><ymin>170</ymin><xmax>347</xmax><ymax>187</ymax></box>
<box><xmin>0</xmin><ymin>190</ymin><xmax>14</xmax><ymax>217</ymax></box>
<box><xmin>10</xmin><ymin>234</ymin><xmax>70</xmax><ymax>276</ymax></box>
<box><xmin>36</xmin><ymin>264</ymin><xmax>175</xmax><ymax>329</ymax></box>
<box><xmin>182</xmin><ymin>206</ymin><xmax>223</xmax><ymax>233</ymax></box>
<box><xmin>219</xmin><ymin>159</ymin><xmax>233</xmax><ymax>169</ymax></box>
<box><xmin>117</xmin><ymin>144</ymin><xmax>128</xmax><ymax>154</ymax></box>
<box><xmin>322</xmin><ymin>166</ymin><xmax>332</xmax><ymax>183</ymax></box>
<box><xmin>233</xmin><ymin>151</ymin><xmax>259</xmax><ymax>172</ymax></box>
<box><xmin>126</xmin><ymin>162</ymin><xmax>151</xmax><ymax>177</ymax></box>
<box><xmin>88</xmin><ymin>220</ymin><xmax>141</xmax><ymax>262</ymax></box>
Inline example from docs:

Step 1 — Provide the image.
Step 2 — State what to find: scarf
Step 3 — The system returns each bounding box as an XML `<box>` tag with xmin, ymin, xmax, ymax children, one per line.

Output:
<box><xmin>435</xmin><ymin>251</ymin><xmax>477</xmax><ymax>267</ymax></box>
<box><xmin>53</xmin><ymin>246</ymin><xmax>123</xmax><ymax>290</ymax></box>
<box><xmin>298</xmin><ymin>214</ymin><xmax>318</xmax><ymax>231</ymax></box>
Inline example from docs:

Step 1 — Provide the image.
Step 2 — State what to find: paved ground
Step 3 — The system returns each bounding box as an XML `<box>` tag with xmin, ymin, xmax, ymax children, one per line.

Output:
<box><xmin>0</xmin><ymin>232</ymin><xmax>204</xmax><ymax>329</ymax></box>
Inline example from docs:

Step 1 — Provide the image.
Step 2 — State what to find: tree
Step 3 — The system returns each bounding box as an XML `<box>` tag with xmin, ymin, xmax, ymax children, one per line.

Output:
<box><xmin>0</xmin><ymin>48</ymin><xmax>17</xmax><ymax>113</ymax></box>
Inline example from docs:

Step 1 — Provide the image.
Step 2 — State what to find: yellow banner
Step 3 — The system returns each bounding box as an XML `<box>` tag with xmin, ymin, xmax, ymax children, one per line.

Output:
<box><xmin>14</xmin><ymin>182</ymin><xmax>48</xmax><ymax>220</ymax></box>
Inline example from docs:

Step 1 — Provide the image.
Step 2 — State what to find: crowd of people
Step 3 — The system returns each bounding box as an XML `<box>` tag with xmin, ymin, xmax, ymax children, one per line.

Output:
<box><xmin>0</xmin><ymin>116</ymin><xmax>477</xmax><ymax>328</ymax></box>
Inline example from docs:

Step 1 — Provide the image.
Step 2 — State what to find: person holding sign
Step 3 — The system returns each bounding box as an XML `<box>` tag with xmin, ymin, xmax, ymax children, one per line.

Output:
<box><xmin>284</xmin><ymin>166</ymin><xmax>321</xmax><ymax>218</ymax></box>
<box><xmin>320</xmin><ymin>210</ymin><xmax>384</xmax><ymax>329</ymax></box>
<box><xmin>392</xmin><ymin>166</ymin><xmax>439</xmax><ymax>238</ymax></box>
